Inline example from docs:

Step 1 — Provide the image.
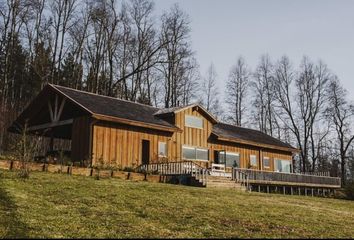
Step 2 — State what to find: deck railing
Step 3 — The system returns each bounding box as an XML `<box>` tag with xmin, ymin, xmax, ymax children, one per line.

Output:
<box><xmin>232</xmin><ymin>168</ymin><xmax>341</xmax><ymax>187</ymax></box>
<box><xmin>231</xmin><ymin>168</ymin><xmax>250</xmax><ymax>191</ymax></box>
<box><xmin>137</xmin><ymin>161</ymin><xmax>209</xmax><ymax>186</ymax></box>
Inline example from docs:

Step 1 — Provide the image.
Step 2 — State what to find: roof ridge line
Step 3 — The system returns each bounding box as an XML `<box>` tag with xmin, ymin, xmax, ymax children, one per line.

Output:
<box><xmin>49</xmin><ymin>84</ymin><xmax>161</xmax><ymax>110</ymax></box>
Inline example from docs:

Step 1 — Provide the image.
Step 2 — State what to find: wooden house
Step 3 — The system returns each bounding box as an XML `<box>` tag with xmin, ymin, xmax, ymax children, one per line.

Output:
<box><xmin>9</xmin><ymin>84</ymin><xmax>342</xmax><ymax>194</ymax></box>
<box><xmin>9</xmin><ymin>84</ymin><xmax>296</xmax><ymax>172</ymax></box>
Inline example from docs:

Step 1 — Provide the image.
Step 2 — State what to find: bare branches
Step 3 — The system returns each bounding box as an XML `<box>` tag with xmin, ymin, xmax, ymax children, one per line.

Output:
<box><xmin>226</xmin><ymin>56</ymin><xmax>249</xmax><ymax>126</ymax></box>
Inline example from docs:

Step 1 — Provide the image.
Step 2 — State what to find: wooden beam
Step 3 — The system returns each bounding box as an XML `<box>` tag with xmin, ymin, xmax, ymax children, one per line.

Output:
<box><xmin>48</xmin><ymin>102</ymin><xmax>54</xmax><ymax>122</ymax></box>
<box><xmin>56</xmin><ymin>97</ymin><xmax>66</xmax><ymax>121</ymax></box>
<box><xmin>54</xmin><ymin>95</ymin><xmax>58</xmax><ymax>121</ymax></box>
<box><xmin>28</xmin><ymin>119</ymin><xmax>73</xmax><ymax>131</ymax></box>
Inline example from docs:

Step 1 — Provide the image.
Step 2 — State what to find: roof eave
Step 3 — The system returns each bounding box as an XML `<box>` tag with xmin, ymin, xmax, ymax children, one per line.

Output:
<box><xmin>93</xmin><ymin>114</ymin><xmax>182</xmax><ymax>133</ymax></box>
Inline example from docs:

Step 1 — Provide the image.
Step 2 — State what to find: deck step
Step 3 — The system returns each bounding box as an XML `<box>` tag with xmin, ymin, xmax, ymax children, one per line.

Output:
<box><xmin>204</xmin><ymin>176</ymin><xmax>247</xmax><ymax>191</ymax></box>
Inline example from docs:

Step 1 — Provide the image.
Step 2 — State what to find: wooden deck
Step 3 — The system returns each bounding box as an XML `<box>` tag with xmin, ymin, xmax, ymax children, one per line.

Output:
<box><xmin>232</xmin><ymin>168</ymin><xmax>341</xmax><ymax>188</ymax></box>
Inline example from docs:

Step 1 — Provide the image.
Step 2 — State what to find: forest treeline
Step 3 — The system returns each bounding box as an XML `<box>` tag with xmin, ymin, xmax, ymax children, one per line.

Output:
<box><xmin>0</xmin><ymin>0</ymin><xmax>353</xmax><ymax>184</ymax></box>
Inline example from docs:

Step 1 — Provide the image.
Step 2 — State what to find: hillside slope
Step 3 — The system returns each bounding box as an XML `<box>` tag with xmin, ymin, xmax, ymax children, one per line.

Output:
<box><xmin>0</xmin><ymin>170</ymin><xmax>353</xmax><ymax>238</ymax></box>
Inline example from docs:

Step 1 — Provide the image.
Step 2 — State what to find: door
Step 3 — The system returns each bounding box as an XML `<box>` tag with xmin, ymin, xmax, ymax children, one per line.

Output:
<box><xmin>141</xmin><ymin>140</ymin><xmax>150</xmax><ymax>165</ymax></box>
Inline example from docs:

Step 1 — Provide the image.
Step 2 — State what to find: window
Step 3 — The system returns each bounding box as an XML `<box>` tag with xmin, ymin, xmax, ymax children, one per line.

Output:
<box><xmin>263</xmin><ymin>157</ymin><xmax>270</xmax><ymax>168</ymax></box>
<box><xmin>185</xmin><ymin>115</ymin><xmax>203</xmax><ymax>129</ymax></box>
<box><xmin>182</xmin><ymin>146</ymin><xmax>196</xmax><ymax>160</ymax></box>
<box><xmin>274</xmin><ymin>159</ymin><xmax>291</xmax><ymax>173</ymax></box>
<box><xmin>196</xmin><ymin>148</ymin><xmax>208</xmax><ymax>161</ymax></box>
<box><xmin>218</xmin><ymin>151</ymin><xmax>240</xmax><ymax>168</ymax></box>
<box><xmin>158</xmin><ymin>142</ymin><xmax>167</xmax><ymax>157</ymax></box>
<box><xmin>250</xmin><ymin>155</ymin><xmax>257</xmax><ymax>166</ymax></box>
<box><xmin>182</xmin><ymin>146</ymin><xmax>209</xmax><ymax>161</ymax></box>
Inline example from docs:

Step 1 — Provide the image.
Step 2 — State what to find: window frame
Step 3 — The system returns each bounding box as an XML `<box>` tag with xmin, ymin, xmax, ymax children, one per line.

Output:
<box><xmin>218</xmin><ymin>151</ymin><xmax>240</xmax><ymax>168</ymax></box>
<box><xmin>184</xmin><ymin>115</ymin><xmax>203</xmax><ymax>129</ymax></box>
<box><xmin>250</xmin><ymin>155</ymin><xmax>257</xmax><ymax>167</ymax></box>
<box><xmin>158</xmin><ymin>141</ymin><xmax>167</xmax><ymax>157</ymax></box>
<box><xmin>274</xmin><ymin>159</ymin><xmax>292</xmax><ymax>173</ymax></box>
<box><xmin>182</xmin><ymin>145</ymin><xmax>209</xmax><ymax>161</ymax></box>
<box><xmin>263</xmin><ymin>156</ymin><xmax>270</xmax><ymax>169</ymax></box>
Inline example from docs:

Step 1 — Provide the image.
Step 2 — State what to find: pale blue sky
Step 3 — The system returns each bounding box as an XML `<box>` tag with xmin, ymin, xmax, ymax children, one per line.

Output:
<box><xmin>154</xmin><ymin>0</ymin><xmax>354</xmax><ymax>100</ymax></box>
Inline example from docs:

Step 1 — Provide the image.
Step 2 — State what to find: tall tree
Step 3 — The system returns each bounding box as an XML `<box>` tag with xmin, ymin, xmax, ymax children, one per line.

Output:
<box><xmin>226</xmin><ymin>56</ymin><xmax>249</xmax><ymax>126</ymax></box>
<box><xmin>160</xmin><ymin>4</ymin><xmax>195</xmax><ymax>108</ymax></box>
<box><xmin>201</xmin><ymin>63</ymin><xmax>220</xmax><ymax>116</ymax></box>
<box><xmin>274</xmin><ymin>56</ymin><xmax>329</xmax><ymax>172</ymax></box>
<box><xmin>325</xmin><ymin>77</ymin><xmax>354</xmax><ymax>185</ymax></box>
<box><xmin>251</xmin><ymin>54</ymin><xmax>277</xmax><ymax>136</ymax></box>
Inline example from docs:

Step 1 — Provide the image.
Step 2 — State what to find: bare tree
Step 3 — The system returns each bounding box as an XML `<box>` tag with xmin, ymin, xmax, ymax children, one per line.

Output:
<box><xmin>325</xmin><ymin>77</ymin><xmax>354</xmax><ymax>185</ymax></box>
<box><xmin>274</xmin><ymin>56</ymin><xmax>329</xmax><ymax>172</ymax></box>
<box><xmin>201</xmin><ymin>63</ymin><xmax>220</xmax><ymax>116</ymax></box>
<box><xmin>159</xmin><ymin>4</ymin><xmax>194</xmax><ymax>108</ymax></box>
<box><xmin>251</xmin><ymin>54</ymin><xmax>277</xmax><ymax>136</ymax></box>
<box><xmin>226</xmin><ymin>56</ymin><xmax>249</xmax><ymax>126</ymax></box>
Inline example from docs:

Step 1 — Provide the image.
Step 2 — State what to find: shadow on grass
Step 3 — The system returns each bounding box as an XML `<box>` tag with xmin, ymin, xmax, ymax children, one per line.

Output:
<box><xmin>0</xmin><ymin>172</ymin><xmax>29</xmax><ymax>238</ymax></box>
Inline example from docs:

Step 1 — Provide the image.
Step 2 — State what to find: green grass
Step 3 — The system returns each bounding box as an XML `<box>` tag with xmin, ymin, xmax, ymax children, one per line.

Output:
<box><xmin>0</xmin><ymin>170</ymin><xmax>354</xmax><ymax>238</ymax></box>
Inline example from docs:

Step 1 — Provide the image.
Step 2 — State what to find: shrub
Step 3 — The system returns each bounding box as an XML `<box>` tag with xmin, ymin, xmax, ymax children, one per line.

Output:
<box><xmin>123</xmin><ymin>166</ymin><xmax>135</xmax><ymax>172</ymax></box>
<box><xmin>17</xmin><ymin>168</ymin><xmax>30</xmax><ymax>179</ymax></box>
<box><xmin>344</xmin><ymin>181</ymin><xmax>354</xmax><ymax>200</ymax></box>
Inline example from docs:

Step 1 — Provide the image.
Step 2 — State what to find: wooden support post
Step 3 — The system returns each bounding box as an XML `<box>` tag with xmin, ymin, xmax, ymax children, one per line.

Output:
<box><xmin>317</xmin><ymin>188</ymin><xmax>320</xmax><ymax>196</ymax></box>
<box><xmin>283</xmin><ymin>186</ymin><xmax>285</xmax><ymax>195</ymax></box>
<box><xmin>311</xmin><ymin>188</ymin><xmax>314</xmax><ymax>197</ymax></box>
<box><xmin>275</xmin><ymin>186</ymin><xmax>278</xmax><ymax>193</ymax></box>
<box><xmin>305</xmin><ymin>188</ymin><xmax>307</xmax><ymax>196</ymax></box>
<box><xmin>258</xmin><ymin>185</ymin><xmax>261</xmax><ymax>192</ymax></box>
<box><xmin>267</xmin><ymin>185</ymin><xmax>269</xmax><ymax>193</ymax></box>
<box><xmin>49</xmin><ymin>131</ymin><xmax>54</xmax><ymax>152</ymax></box>
<box><xmin>291</xmin><ymin>187</ymin><xmax>293</xmax><ymax>195</ymax></box>
<box><xmin>298</xmin><ymin>187</ymin><xmax>301</xmax><ymax>195</ymax></box>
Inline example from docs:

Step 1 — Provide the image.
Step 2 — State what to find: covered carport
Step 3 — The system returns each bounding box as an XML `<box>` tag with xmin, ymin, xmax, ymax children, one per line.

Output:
<box><xmin>8</xmin><ymin>84</ymin><xmax>92</xmax><ymax>166</ymax></box>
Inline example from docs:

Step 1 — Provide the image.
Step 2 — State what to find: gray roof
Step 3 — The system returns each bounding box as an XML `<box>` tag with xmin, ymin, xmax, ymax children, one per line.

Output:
<box><xmin>52</xmin><ymin>85</ymin><xmax>176</xmax><ymax>128</ymax></box>
<box><xmin>213</xmin><ymin>123</ymin><xmax>294</xmax><ymax>150</ymax></box>
<box><xmin>55</xmin><ymin>85</ymin><xmax>295</xmax><ymax>150</ymax></box>
<box><xmin>45</xmin><ymin>85</ymin><xmax>294</xmax><ymax>150</ymax></box>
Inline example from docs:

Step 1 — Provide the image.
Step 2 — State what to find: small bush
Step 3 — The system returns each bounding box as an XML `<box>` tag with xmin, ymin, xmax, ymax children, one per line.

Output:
<box><xmin>17</xmin><ymin>168</ymin><xmax>30</xmax><ymax>179</ymax></box>
<box><xmin>344</xmin><ymin>181</ymin><xmax>354</xmax><ymax>200</ymax></box>
<box><xmin>123</xmin><ymin>166</ymin><xmax>135</xmax><ymax>172</ymax></box>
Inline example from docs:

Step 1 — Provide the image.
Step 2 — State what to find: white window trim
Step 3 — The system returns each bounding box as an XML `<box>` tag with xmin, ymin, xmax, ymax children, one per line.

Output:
<box><xmin>263</xmin><ymin>156</ymin><xmax>270</xmax><ymax>168</ymax></box>
<box><xmin>274</xmin><ymin>159</ymin><xmax>292</xmax><ymax>173</ymax></box>
<box><xmin>250</xmin><ymin>155</ymin><xmax>257</xmax><ymax>166</ymax></box>
<box><xmin>182</xmin><ymin>145</ymin><xmax>209</xmax><ymax>161</ymax></box>
<box><xmin>185</xmin><ymin>115</ymin><xmax>203</xmax><ymax>129</ymax></box>
<box><xmin>226</xmin><ymin>152</ymin><xmax>239</xmax><ymax>156</ymax></box>
<box><xmin>158</xmin><ymin>141</ymin><xmax>167</xmax><ymax>157</ymax></box>
<box><xmin>221</xmin><ymin>152</ymin><xmax>240</xmax><ymax>168</ymax></box>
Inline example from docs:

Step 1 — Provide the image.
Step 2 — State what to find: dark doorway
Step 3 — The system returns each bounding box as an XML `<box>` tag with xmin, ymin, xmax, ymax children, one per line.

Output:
<box><xmin>142</xmin><ymin>140</ymin><xmax>150</xmax><ymax>165</ymax></box>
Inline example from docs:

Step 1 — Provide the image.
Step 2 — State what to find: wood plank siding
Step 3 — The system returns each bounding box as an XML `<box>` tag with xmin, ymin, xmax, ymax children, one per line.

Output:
<box><xmin>9</xmin><ymin>84</ymin><xmax>294</xmax><ymax>171</ymax></box>
<box><xmin>71</xmin><ymin>116</ymin><xmax>91</xmax><ymax>162</ymax></box>
<box><xmin>91</xmin><ymin>107</ymin><xmax>293</xmax><ymax>170</ymax></box>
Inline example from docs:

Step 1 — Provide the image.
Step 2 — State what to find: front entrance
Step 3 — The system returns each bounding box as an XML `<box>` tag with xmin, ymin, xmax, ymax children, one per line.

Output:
<box><xmin>141</xmin><ymin>140</ymin><xmax>150</xmax><ymax>165</ymax></box>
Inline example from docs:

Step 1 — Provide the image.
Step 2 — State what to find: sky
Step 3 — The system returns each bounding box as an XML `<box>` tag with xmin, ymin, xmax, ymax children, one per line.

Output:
<box><xmin>154</xmin><ymin>0</ymin><xmax>354</xmax><ymax>101</ymax></box>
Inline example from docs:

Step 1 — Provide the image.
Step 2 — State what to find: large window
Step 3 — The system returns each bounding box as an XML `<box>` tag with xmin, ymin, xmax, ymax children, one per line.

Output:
<box><xmin>274</xmin><ymin>159</ymin><xmax>291</xmax><ymax>173</ymax></box>
<box><xmin>263</xmin><ymin>157</ymin><xmax>270</xmax><ymax>169</ymax></box>
<box><xmin>218</xmin><ymin>151</ymin><xmax>240</xmax><ymax>168</ymax></box>
<box><xmin>250</xmin><ymin>155</ymin><xmax>257</xmax><ymax>167</ymax></box>
<box><xmin>182</xmin><ymin>146</ymin><xmax>208</xmax><ymax>161</ymax></box>
<box><xmin>185</xmin><ymin>115</ymin><xmax>203</xmax><ymax>129</ymax></box>
<box><xmin>158</xmin><ymin>142</ymin><xmax>167</xmax><ymax>157</ymax></box>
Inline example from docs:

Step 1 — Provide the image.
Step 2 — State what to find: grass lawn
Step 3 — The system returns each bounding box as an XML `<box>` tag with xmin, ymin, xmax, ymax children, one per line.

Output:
<box><xmin>0</xmin><ymin>170</ymin><xmax>353</xmax><ymax>238</ymax></box>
